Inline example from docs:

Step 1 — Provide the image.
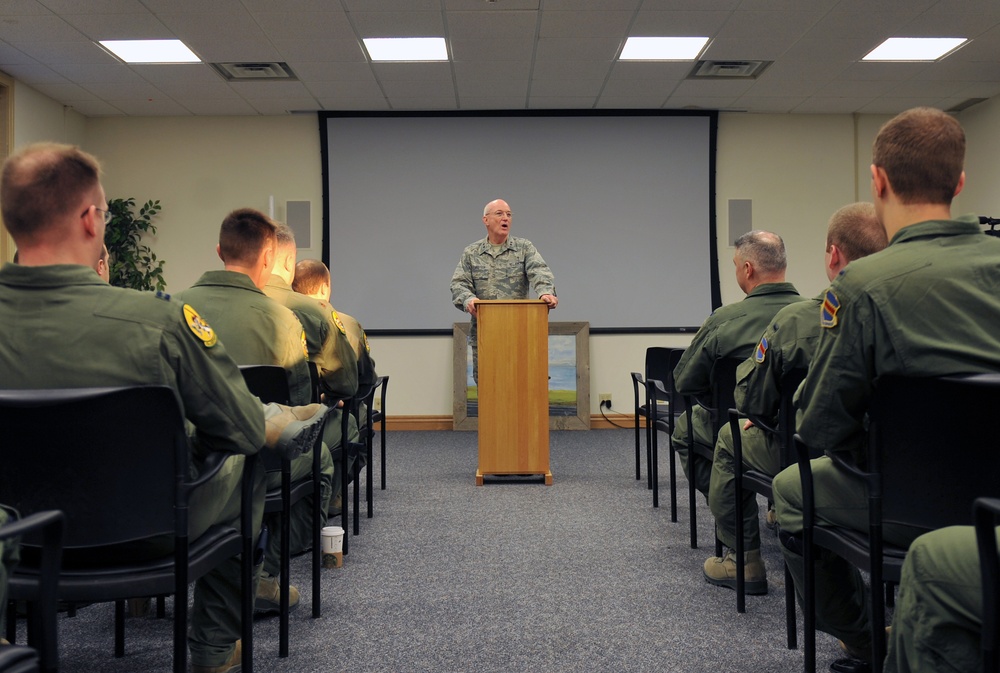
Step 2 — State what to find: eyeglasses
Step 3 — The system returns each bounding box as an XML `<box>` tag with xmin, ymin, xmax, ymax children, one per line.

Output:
<box><xmin>82</xmin><ymin>206</ymin><xmax>113</xmax><ymax>225</ymax></box>
<box><xmin>490</xmin><ymin>210</ymin><xmax>512</xmax><ymax>218</ymax></box>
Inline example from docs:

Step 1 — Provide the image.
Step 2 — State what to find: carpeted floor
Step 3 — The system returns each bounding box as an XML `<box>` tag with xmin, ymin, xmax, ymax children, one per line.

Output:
<box><xmin>17</xmin><ymin>428</ymin><xmax>860</xmax><ymax>672</ymax></box>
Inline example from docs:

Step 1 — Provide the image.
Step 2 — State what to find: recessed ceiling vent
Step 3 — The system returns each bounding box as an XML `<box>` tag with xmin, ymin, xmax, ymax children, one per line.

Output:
<box><xmin>211</xmin><ymin>62</ymin><xmax>297</xmax><ymax>81</ymax></box>
<box><xmin>688</xmin><ymin>60</ymin><xmax>771</xmax><ymax>79</ymax></box>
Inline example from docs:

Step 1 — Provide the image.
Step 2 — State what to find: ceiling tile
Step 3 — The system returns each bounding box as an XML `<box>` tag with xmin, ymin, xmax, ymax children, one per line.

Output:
<box><xmin>371</xmin><ymin>62</ymin><xmax>452</xmax><ymax>81</ymax></box>
<box><xmin>228</xmin><ymin>80</ymin><xmax>315</xmax><ymax>99</ymax></box>
<box><xmin>63</xmin><ymin>99</ymin><xmax>126</xmax><ymax>116</ymax></box>
<box><xmin>629</xmin><ymin>10</ymin><xmax>731</xmax><ymax>35</ymax></box>
<box><xmin>531</xmin><ymin>59</ymin><xmax>611</xmax><ymax>81</ymax></box>
<box><xmin>271</xmin><ymin>39</ymin><xmax>368</xmax><ymax>63</ymax></box>
<box><xmin>538</xmin><ymin>11</ymin><xmax>632</xmax><ymax>38</ymax></box>
<box><xmin>534</xmin><ymin>37</ymin><xmax>620</xmax><ymax>62</ymax></box>
<box><xmin>350</xmin><ymin>11</ymin><xmax>445</xmax><ymax>38</ymax></box>
<box><xmin>451</xmin><ymin>38</ymin><xmax>535</xmax><ymax>62</ymax></box>
<box><xmin>446</xmin><ymin>9</ymin><xmax>537</xmax><ymax>40</ymax></box>
<box><xmin>183</xmin><ymin>99</ymin><xmax>259</xmax><ymax>115</ymax></box>
<box><xmin>106</xmin><ymin>97</ymin><xmax>191</xmax><ymax>115</ymax></box>
<box><xmin>292</xmin><ymin>60</ymin><xmax>374</xmax><ymax>82</ymax></box>
<box><xmin>247</xmin><ymin>97</ymin><xmax>320</xmax><ymax>114</ymax></box>
<box><xmin>380</xmin><ymin>78</ymin><xmax>455</xmax><ymax>99</ymax></box>
<box><xmin>251</xmin><ymin>12</ymin><xmax>356</xmax><ymax>41</ymax></box>
<box><xmin>529</xmin><ymin>78</ymin><xmax>603</xmax><ymax>98</ymax></box>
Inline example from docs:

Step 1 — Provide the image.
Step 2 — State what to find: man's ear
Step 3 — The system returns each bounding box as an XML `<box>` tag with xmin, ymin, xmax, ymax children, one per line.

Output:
<box><xmin>216</xmin><ymin>244</ymin><xmax>224</xmax><ymax>262</ymax></box>
<box><xmin>871</xmin><ymin>164</ymin><xmax>888</xmax><ymax>199</ymax></box>
<box><xmin>954</xmin><ymin>170</ymin><xmax>966</xmax><ymax>198</ymax></box>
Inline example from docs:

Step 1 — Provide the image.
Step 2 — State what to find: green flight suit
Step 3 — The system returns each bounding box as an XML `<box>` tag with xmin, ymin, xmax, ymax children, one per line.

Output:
<box><xmin>340</xmin><ymin>311</ymin><xmax>378</xmax><ymax>399</ymax></box>
<box><xmin>884</xmin><ymin>525</ymin><xmax>994</xmax><ymax>673</ymax></box>
<box><xmin>264</xmin><ymin>277</ymin><xmax>359</xmax><ymax>504</ymax></box>
<box><xmin>176</xmin><ymin>270</ymin><xmax>334</xmax><ymax>578</ymax></box>
<box><xmin>772</xmin><ymin>217</ymin><xmax>1000</xmax><ymax>654</ymax></box>
<box><xmin>450</xmin><ymin>236</ymin><xmax>556</xmax><ymax>382</ymax></box>
<box><xmin>671</xmin><ymin>282</ymin><xmax>804</xmax><ymax>497</ymax></box>
<box><xmin>0</xmin><ymin>264</ymin><xmax>265</xmax><ymax>669</ymax></box>
<box><xmin>709</xmin><ymin>295</ymin><xmax>821</xmax><ymax>552</ymax></box>
<box><xmin>263</xmin><ymin>277</ymin><xmax>358</xmax><ymax>401</ymax></box>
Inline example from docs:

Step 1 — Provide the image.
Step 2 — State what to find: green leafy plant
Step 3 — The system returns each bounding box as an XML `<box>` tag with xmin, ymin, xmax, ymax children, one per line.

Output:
<box><xmin>104</xmin><ymin>198</ymin><xmax>166</xmax><ymax>291</ymax></box>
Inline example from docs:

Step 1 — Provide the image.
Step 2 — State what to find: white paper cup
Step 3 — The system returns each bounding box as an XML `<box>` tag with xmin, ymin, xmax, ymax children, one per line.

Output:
<box><xmin>321</xmin><ymin>526</ymin><xmax>344</xmax><ymax>554</ymax></box>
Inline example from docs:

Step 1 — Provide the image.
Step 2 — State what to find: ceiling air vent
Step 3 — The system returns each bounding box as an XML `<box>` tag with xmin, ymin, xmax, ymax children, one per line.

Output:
<box><xmin>688</xmin><ymin>60</ymin><xmax>772</xmax><ymax>80</ymax></box>
<box><xmin>211</xmin><ymin>62</ymin><xmax>297</xmax><ymax>81</ymax></box>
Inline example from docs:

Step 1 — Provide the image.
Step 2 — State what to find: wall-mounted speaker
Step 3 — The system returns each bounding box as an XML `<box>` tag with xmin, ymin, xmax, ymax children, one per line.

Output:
<box><xmin>728</xmin><ymin>199</ymin><xmax>752</xmax><ymax>246</ymax></box>
<box><xmin>286</xmin><ymin>200</ymin><xmax>311</xmax><ymax>248</ymax></box>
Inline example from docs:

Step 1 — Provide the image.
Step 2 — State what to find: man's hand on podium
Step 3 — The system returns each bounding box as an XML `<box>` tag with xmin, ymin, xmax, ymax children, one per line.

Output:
<box><xmin>540</xmin><ymin>294</ymin><xmax>558</xmax><ymax>310</ymax></box>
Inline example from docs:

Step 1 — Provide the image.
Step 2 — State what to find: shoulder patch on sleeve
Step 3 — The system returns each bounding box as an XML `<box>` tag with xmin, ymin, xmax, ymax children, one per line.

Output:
<box><xmin>183</xmin><ymin>304</ymin><xmax>217</xmax><ymax>347</ymax></box>
<box><xmin>155</xmin><ymin>290</ymin><xmax>171</xmax><ymax>301</ymax></box>
<box><xmin>362</xmin><ymin>330</ymin><xmax>371</xmax><ymax>354</ymax></box>
<box><xmin>331</xmin><ymin>309</ymin><xmax>347</xmax><ymax>336</ymax></box>
<box><xmin>301</xmin><ymin>329</ymin><xmax>309</xmax><ymax>359</ymax></box>
<box><xmin>820</xmin><ymin>290</ymin><xmax>840</xmax><ymax>329</ymax></box>
<box><xmin>754</xmin><ymin>335</ymin><xmax>768</xmax><ymax>363</ymax></box>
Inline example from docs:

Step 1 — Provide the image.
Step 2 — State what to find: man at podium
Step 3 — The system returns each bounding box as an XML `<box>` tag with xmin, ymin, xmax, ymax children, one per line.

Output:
<box><xmin>450</xmin><ymin>198</ymin><xmax>557</xmax><ymax>381</ymax></box>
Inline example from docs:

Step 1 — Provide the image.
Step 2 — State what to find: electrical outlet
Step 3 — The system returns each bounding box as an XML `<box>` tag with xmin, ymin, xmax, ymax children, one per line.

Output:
<box><xmin>599</xmin><ymin>393</ymin><xmax>611</xmax><ymax>409</ymax></box>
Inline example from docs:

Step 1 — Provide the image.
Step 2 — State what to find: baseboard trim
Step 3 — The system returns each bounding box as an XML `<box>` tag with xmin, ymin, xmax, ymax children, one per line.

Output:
<box><xmin>378</xmin><ymin>415</ymin><xmax>639</xmax><ymax>431</ymax></box>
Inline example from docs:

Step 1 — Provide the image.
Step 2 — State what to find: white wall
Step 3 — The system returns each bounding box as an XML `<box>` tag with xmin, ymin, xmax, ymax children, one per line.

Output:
<box><xmin>12</xmin><ymin>81</ymin><xmax>1000</xmax><ymax>418</ymax></box>
<box><xmin>12</xmin><ymin>81</ymin><xmax>86</xmax><ymax>149</ymax></box>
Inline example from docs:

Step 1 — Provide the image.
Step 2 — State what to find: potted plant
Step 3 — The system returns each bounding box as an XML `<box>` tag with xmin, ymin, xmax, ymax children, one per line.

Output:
<box><xmin>104</xmin><ymin>198</ymin><xmax>166</xmax><ymax>291</ymax></box>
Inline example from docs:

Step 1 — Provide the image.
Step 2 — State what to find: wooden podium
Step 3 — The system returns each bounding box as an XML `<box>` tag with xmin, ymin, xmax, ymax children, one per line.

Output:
<box><xmin>475</xmin><ymin>300</ymin><xmax>552</xmax><ymax>485</ymax></box>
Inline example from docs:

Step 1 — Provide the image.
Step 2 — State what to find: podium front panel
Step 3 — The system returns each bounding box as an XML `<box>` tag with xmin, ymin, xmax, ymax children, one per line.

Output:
<box><xmin>476</xmin><ymin>300</ymin><xmax>551</xmax><ymax>483</ymax></box>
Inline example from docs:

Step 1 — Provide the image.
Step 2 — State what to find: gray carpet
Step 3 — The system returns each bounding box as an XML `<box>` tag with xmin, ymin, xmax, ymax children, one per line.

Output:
<box><xmin>18</xmin><ymin>428</ymin><xmax>858</xmax><ymax>672</ymax></box>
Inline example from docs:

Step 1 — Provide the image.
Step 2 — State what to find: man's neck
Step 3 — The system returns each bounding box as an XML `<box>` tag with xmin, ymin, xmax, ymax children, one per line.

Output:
<box><xmin>882</xmin><ymin>203</ymin><xmax>952</xmax><ymax>241</ymax></box>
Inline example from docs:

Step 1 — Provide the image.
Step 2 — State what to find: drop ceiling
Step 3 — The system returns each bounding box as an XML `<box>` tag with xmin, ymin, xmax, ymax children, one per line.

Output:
<box><xmin>1</xmin><ymin>0</ymin><xmax>998</xmax><ymax>117</ymax></box>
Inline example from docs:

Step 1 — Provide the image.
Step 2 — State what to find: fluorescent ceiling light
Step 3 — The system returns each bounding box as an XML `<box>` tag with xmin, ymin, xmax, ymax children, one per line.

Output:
<box><xmin>100</xmin><ymin>39</ymin><xmax>200</xmax><ymax>63</ymax></box>
<box><xmin>863</xmin><ymin>37</ymin><xmax>967</xmax><ymax>61</ymax></box>
<box><xmin>619</xmin><ymin>37</ymin><xmax>709</xmax><ymax>61</ymax></box>
<box><xmin>363</xmin><ymin>37</ymin><xmax>448</xmax><ymax>62</ymax></box>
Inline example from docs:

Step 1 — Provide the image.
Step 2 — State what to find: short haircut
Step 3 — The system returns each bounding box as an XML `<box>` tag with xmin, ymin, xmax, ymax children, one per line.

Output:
<box><xmin>218</xmin><ymin>208</ymin><xmax>277</xmax><ymax>266</ymax></box>
<box><xmin>0</xmin><ymin>143</ymin><xmax>102</xmax><ymax>240</ymax></box>
<box><xmin>826</xmin><ymin>202</ymin><xmax>887</xmax><ymax>262</ymax></box>
<box><xmin>273</xmin><ymin>221</ymin><xmax>295</xmax><ymax>249</ymax></box>
<box><xmin>99</xmin><ymin>244</ymin><xmax>109</xmax><ymax>263</ymax></box>
<box><xmin>872</xmin><ymin>107</ymin><xmax>965</xmax><ymax>206</ymax></box>
<box><xmin>734</xmin><ymin>230</ymin><xmax>786</xmax><ymax>275</ymax></box>
<box><xmin>293</xmin><ymin>259</ymin><xmax>330</xmax><ymax>295</ymax></box>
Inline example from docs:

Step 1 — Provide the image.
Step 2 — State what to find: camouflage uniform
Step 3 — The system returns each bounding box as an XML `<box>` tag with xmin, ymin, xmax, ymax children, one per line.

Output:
<box><xmin>450</xmin><ymin>236</ymin><xmax>556</xmax><ymax>380</ymax></box>
<box><xmin>708</xmin><ymin>295</ymin><xmax>821</xmax><ymax>553</ymax></box>
<box><xmin>671</xmin><ymin>282</ymin><xmax>804</xmax><ymax>496</ymax></box>
<box><xmin>176</xmin><ymin>270</ymin><xmax>334</xmax><ymax>577</ymax></box>
<box><xmin>773</xmin><ymin>216</ymin><xmax>1000</xmax><ymax>655</ymax></box>
<box><xmin>0</xmin><ymin>263</ymin><xmax>265</xmax><ymax>669</ymax></box>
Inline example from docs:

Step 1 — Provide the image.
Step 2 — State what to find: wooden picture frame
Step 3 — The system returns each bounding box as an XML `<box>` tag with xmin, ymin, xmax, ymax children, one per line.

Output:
<box><xmin>453</xmin><ymin>320</ymin><xmax>590</xmax><ymax>431</ymax></box>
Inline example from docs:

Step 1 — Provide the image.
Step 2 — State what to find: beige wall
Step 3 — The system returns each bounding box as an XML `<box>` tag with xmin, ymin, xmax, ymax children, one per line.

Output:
<box><xmin>11</xmin><ymin>80</ymin><xmax>1000</xmax><ymax>418</ymax></box>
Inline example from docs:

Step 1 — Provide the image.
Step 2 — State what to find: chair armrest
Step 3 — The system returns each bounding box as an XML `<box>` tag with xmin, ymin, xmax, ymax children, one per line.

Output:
<box><xmin>975</xmin><ymin>496</ymin><xmax>1000</xmax><ymax>669</ymax></box>
<box><xmin>745</xmin><ymin>411</ymin><xmax>778</xmax><ymax>437</ymax></box>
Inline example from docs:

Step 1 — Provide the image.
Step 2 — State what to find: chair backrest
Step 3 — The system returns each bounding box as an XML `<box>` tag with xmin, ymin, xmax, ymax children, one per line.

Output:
<box><xmin>0</xmin><ymin>387</ymin><xmax>187</xmax><ymax>551</ymax></box>
<box><xmin>707</xmin><ymin>356</ymin><xmax>743</xmax><ymax>436</ymax></box>
<box><xmin>975</xmin><ymin>497</ymin><xmax>1000</xmax><ymax>673</ymax></box>
<box><xmin>240</xmin><ymin>365</ymin><xmax>293</xmax><ymax>472</ymax></box>
<box><xmin>240</xmin><ymin>364</ymin><xmax>292</xmax><ymax>405</ymax></box>
<box><xmin>871</xmin><ymin>374</ymin><xmax>1000</xmax><ymax>534</ymax></box>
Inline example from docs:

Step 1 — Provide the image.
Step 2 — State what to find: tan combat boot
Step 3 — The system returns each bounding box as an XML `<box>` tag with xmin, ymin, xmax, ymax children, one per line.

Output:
<box><xmin>262</xmin><ymin>403</ymin><xmax>329</xmax><ymax>459</ymax></box>
<box><xmin>703</xmin><ymin>548</ymin><xmax>768</xmax><ymax>595</ymax></box>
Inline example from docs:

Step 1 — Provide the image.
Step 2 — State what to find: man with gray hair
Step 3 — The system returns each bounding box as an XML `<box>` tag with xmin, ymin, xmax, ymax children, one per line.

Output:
<box><xmin>671</xmin><ymin>230</ymin><xmax>804</xmax><ymax>503</ymax></box>
<box><xmin>450</xmin><ymin>198</ymin><xmax>557</xmax><ymax>381</ymax></box>
<box><xmin>703</xmin><ymin>204</ymin><xmax>887</xmax><ymax>595</ymax></box>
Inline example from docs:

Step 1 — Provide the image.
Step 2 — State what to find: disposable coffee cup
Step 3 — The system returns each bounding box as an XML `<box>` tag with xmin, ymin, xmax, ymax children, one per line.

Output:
<box><xmin>321</xmin><ymin>526</ymin><xmax>344</xmax><ymax>568</ymax></box>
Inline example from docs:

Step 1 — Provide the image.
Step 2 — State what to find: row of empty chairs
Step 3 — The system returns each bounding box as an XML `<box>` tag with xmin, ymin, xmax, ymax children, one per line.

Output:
<box><xmin>630</xmin><ymin>346</ymin><xmax>1000</xmax><ymax>673</ymax></box>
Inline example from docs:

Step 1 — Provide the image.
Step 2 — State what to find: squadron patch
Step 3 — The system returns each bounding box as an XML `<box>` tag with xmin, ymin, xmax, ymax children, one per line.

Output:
<box><xmin>331</xmin><ymin>310</ymin><xmax>347</xmax><ymax>336</ymax></box>
<box><xmin>754</xmin><ymin>336</ymin><xmax>768</xmax><ymax>363</ymax></box>
<box><xmin>183</xmin><ymin>304</ymin><xmax>217</xmax><ymax>347</ymax></box>
<box><xmin>362</xmin><ymin>331</ymin><xmax>371</xmax><ymax>354</ymax></box>
<box><xmin>821</xmin><ymin>290</ymin><xmax>841</xmax><ymax>329</ymax></box>
<box><xmin>301</xmin><ymin>330</ymin><xmax>309</xmax><ymax>360</ymax></box>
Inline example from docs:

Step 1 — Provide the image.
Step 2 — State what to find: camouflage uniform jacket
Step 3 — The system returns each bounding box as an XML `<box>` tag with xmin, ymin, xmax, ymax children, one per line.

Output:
<box><xmin>450</xmin><ymin>236</ymin><xmax>556</xmax><ymax>327</ymax></box>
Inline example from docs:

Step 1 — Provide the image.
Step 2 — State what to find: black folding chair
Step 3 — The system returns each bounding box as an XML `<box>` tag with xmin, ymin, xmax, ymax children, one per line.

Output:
<box><xmin>796</xmin><ymin>374</ymin><xmax>1000</xmax><ymax>673</ymax></box>
<box><xmin>0</xmin><ymin>387</ymin><xmax>256</xmax><ymax>673</ymax></box>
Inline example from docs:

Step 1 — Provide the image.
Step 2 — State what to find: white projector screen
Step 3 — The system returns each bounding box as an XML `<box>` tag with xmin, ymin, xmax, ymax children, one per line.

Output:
<box><xmin>321</xmin><ymin>111</ymin><xmax>719</xmax><ymax>334</ymax></box>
